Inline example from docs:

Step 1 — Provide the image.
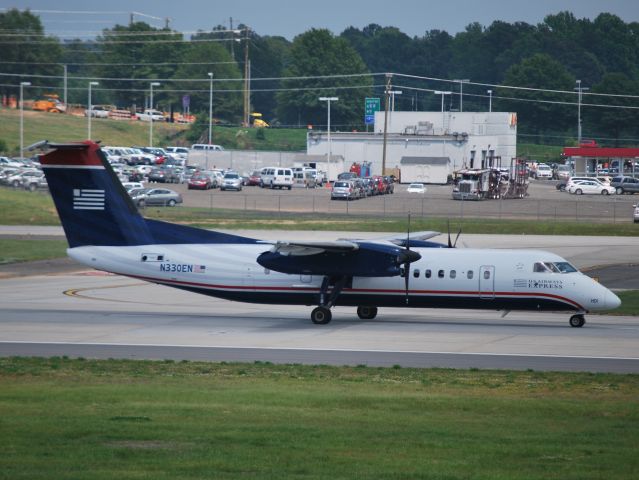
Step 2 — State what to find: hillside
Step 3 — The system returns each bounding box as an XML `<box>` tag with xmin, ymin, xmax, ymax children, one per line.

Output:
<box><xmin>0</xmin><ymin>108</ymin><xmax>189</xmax><ymax>154</ymax></box>
<box><xmin>0</xmin><ymin>109</ymin><xmax>308</xmax><ymax>155</ymax></box>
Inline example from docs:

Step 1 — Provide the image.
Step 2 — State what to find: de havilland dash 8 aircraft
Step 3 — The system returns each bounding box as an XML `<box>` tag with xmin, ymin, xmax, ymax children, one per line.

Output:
<box><xmin>35</xmin><ymin>140</ymin><xmax>620</xmax><ymax>327</ymax></box>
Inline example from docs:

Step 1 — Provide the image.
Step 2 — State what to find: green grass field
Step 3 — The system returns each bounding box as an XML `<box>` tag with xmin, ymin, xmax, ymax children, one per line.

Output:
<box><xmin>1</xmin><ymin>357</ymin><xmax>638</xmax><ymax>479</ymax></box>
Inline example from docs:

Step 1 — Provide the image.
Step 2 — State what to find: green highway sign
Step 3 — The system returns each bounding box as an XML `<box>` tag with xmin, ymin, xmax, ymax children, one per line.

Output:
<box><xmin>364</xmin><ymin>97</ymin><xmax>380</xmax><ymax>125</ymax></box>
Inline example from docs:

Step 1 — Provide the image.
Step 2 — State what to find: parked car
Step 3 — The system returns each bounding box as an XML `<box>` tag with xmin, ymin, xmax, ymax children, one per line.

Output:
<box><xmin>611</xmin><ymin>176</ymin><xmax>639</xmax><ymax>195</ymax></box>
<box><xmin>220</xmin><ymin>172</ymin><xmax>243</xmax><ymax>191</ymax></box>
<box><xmin>567</xmin><ymin>180</ymin><xmax>615</xmax><ymax>195</ymax></box>
<box><xmin>337</xmin><ymin>172</ymin><xmax>358</xmax><ymax>181</ymax></box>
<box><xmin>164</xmin><ymin>146</ymin><xmax>189</xmax><ymax>162</ymax></box>
<box><xmin>260</xmin><ymin>167</ymin><xmax>293</xmax><ymax>190</ymax></box>
<box><xmin>191</xmin><ymin>144</ymin><xmax>224</xmax><ymax>151</ymax></box>
<box><xmin>634</xmin><ymin>204</ymin><xmax>639</xmax><ymax>223</ymax></box>
<box><xmin>407</xmin><ymin>183</ymin><xmax>426</xmax><ymax>193</ymax></box>
<box><xmin>129</xmin><ymin>188</ymin><xmax>182</xmax><ymax>207</ymax></box>
<box><xmin>331</xmin><ymin>180</ymin><xmax>360</xmax><ymax>200</ymax></box>
<box><xmin>148</xmin><ymin>167</ymin><xmax>180</xmax><ymax>183</ymax></box>
<box><xmin>383</xmin><ymin>176</ymin><xmax>395</xmax><ymax>194</ymax></box>
<box><xmin>534</xmin><ymin>163</ymin><xmax>553</xmax><ymax>179</ymax></box>
<box><xmin>188</xmin><ymin>174</ymin><xmax>213</xmax><ymax>190</ymax></box>
<box><xmin>0</xmin><ymin>157</ymin><xmax>22</xmax><ymax>168</ymax></box>
<box><xmin>23</xmin><ymin>172</ymin><xmax>48</xmax><ymax>191</ymax></box>
<box><xmin>137</xmin><ymin>109</ymin><xmax>165</xmax><ymax>122</ymax></box>
<box><xmin>121</xmin><ymin>181</ymin><xmax>145</xmax><ymax>191</ymax></box>
<box><xmin>246</xmin><ymin>170</ymin><xmax>262</xmax><ymax>186</ymax></box>
<box><xmin>84</xmin><ymin>105</ymin><xmax>113</xmax><ymax>118</ymax></box>
<box><xmin>554</xmin><ymin>165</ymin><xmax>572</xmax><ymax>181</ymax></box>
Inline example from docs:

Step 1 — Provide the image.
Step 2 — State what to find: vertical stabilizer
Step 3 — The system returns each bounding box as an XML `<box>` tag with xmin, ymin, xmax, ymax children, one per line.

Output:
<box><xmin>39</xmin><ymin>141</ymin><xmax>153</xmax><ymax>247</ymax></box>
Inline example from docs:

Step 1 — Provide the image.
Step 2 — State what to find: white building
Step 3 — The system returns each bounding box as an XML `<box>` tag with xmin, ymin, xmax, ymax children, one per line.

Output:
<box><xmin>307</xmin><ymin>111</ymin><xmax>518</xmax><ymax>183</ymax></box>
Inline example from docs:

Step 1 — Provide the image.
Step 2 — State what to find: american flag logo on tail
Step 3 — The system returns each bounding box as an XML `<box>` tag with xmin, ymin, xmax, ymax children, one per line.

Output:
<box><xmin>73</xmin><ymin>189</ymin><xmax>105</xmax><ymax>210</ymax></box>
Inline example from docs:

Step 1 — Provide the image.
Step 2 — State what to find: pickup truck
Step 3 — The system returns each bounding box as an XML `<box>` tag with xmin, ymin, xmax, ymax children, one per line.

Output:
<box><xmin>137</xmin><ymin>109</ymin><xmax>165</xmax><ymax>122</ymax></box>
<box><xmin>611</xmin><ymin>176</ymin><xmax>639</xmax><ymax>195</ymax></box>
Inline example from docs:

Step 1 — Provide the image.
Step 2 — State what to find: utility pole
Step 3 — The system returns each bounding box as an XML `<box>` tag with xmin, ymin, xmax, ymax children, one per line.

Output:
<box><xmin>243</xmin><ymin>27</ymin><xmax>250</xmax><ymax>127</ymax></box>
<box><xmin>229</xmin><ymin>17</ymin><xmax>234</xmax><ymax>59</ymax></box>
<box><xmin>574</xmin><ymin>80</ymin><xmax>589</xmax><ymax>144</ymax></box>
<box><xmin>382</xmin><ymin>74</ymin><xmax>392</xmax><ymax>177</ymax></box>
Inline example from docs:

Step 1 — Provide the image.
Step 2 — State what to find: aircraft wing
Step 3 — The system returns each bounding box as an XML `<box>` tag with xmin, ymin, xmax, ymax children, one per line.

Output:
<box><xmin>257</xmin><ymin>238</ymin><xmax>419</xmax><ymax>277</ymax></box>
<box><xmin>261</xmin><ymin>240</ymin><xmax>359</xmax><ymax>256</ymax></box>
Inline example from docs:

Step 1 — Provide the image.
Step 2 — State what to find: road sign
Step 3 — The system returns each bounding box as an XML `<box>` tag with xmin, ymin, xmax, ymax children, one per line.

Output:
<box><xmin>365</xmin><ymin>97</ymin><xmax>380</xmax><ymax>125</ymax></box>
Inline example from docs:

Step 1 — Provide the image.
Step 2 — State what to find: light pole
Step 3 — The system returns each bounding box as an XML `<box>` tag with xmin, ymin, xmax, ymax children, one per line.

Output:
<box><xmin>319</xmin><ymin>96</ymin><xmax>338</xmax><ymax>183</ymax></box>
<box><xmin>208</xmin><ymin>72</ymin><xmax>213</xmax><ymax>145</ymax></box>
<box><xmin>87</xmin><ymin>81</ymin><xmax>99</xmax><ymax>140</ymax></box>
<box><xmin>487</xmin><ymin>89</ymin><xmax>493</xmax><ymax>112</ymax></box>
<box><xmin>19</xmin><ymin>81</ymin><xmax>31</xmax><ymax>158</ymax></box>
<box><xmin>433</xmin><ymin>91</ymin><xmax>451</xmax><ymax>112</ymax></box>
<box><xmin>453</xmin><ymin>79</ymin><xmax>470</xmax><ymax>112</ymax></box>
<box><xmin>388</xmin><ymin>90</ymin><xmax>402</xmax><ymax>111</ymax></box>
<box><xmin>149</xmin><ymin>82</ymin><xmax>160</xmax><ymax>147</ymax></box>
<box><xmin>574</xmin><ymin>80</ymin><xmax>589</xmax><ymax>144</ymax></box>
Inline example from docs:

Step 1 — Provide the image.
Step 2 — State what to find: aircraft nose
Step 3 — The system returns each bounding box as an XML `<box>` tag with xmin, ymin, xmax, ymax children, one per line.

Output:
<box><xmin>605</xmin><ymin>290</ymin><xmax>621</xmax><ymax>310</ymax></box>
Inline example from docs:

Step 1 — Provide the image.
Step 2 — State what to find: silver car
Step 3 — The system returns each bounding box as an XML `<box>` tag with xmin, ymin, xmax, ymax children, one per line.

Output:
<box><xmin>220</xmin><ymin>172</ymin><xmax>243</xmax><ymax>191</ymax></box>
<box><xmin>331</xmin><ymin>180</ymin><xmax>360</xmax><ymax>200</ymax></box>
<box><xmin>129</xmin><ymin>188</ymin><xmax>183</xmax><ymax>207</ymax></box>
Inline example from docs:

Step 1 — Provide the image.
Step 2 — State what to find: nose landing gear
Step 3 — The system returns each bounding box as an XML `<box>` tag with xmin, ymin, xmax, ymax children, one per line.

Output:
<box><xmin>569</xmin><ymin>314</ymin><xmax>585</xmax><ymax>328</ymax></box>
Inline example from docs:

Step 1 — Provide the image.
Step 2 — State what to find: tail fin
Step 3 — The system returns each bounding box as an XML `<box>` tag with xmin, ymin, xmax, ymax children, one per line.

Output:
<box><xmin>40</xmin><ymin>141</ymin><xmax>154</xmax><ymax>247</ymax></box>
<box><xmin>39</xmin><ymin>141</ymin><xmax>258</xmax><ymax>248</ymax></box>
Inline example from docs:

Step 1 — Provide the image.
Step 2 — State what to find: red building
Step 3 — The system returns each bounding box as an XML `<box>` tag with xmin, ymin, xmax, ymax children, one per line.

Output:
<box><xmin>563</xmin><ymin>143</ymin><xmax>639</xmax><ymax>176</ymax></box>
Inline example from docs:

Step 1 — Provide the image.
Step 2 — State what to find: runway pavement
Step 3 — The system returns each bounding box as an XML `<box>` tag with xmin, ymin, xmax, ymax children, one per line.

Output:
<box><xmin>1</xmin><ymin>230</ymin><xmax>638</xmax><ymax>372</ymax></box>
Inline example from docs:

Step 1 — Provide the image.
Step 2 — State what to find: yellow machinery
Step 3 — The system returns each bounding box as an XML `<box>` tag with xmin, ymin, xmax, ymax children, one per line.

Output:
<box><xmin>250</xmin><ymin>112</ymin><xmax>269</xmax><ymax>127</ymax></box>
<box><xmin>32</xmin><ymin>94</ymin><xmax>67</xmax><ymax>113</ymax></box>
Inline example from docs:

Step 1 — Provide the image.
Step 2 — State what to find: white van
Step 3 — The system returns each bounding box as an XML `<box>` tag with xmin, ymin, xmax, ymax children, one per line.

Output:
<box><xmin>191</xmin><ymin>144</ymin><xmax>224</xmax><ymax>151</ymax></box>
<box><xmin>260</xmin><ymin>167</ymin><xmax>294</xmax><ymax>190</ymax></box>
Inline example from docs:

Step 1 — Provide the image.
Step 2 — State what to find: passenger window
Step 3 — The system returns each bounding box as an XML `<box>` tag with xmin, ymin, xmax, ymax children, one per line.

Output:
<box><xmin>413</xmin><ymin>269</ymin><xmax>420</xmax><ymax>278</ymax></box>
<box><xmin>483</xmin><ymin>270</ymin><xmax>490</xmax><ymax>280</ymax></box>
<box><xmin>438</xmin><ymin>270</ymin><xmax>444</xmax><ymax>278</ymax></box>
<box><xmin>425</xmin><ymin>269</ymin><xmax>431</xmax><ymax>278</ymax></box>
<box><xmin>450</xmin><ymin>270</ymin><xmax>456</xmax><ymax>279</ymax></box>
<box><xmin>467</xmin><ymin>270</ymin><xmax>473</xmax><ymax>279</ymax></box>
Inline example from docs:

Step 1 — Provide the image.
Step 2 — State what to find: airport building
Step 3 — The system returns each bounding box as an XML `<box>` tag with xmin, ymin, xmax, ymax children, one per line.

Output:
<box><xmin>306</xmin><ymin>111</ymin><xmax>518</xmax><ymax>183</ymax></box>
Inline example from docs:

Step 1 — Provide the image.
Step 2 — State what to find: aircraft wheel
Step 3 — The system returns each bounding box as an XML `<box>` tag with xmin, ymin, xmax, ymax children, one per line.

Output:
<box><xmin>357</xmin><ymin>306</ymin><xmax>378</xmax><ymax>320</ymax></box>
<box><xmin>569</xmin><ymin>314</ymin><xmax>585</xmax><ymax>328</ymax></box>
<box><xmin>311</xmin><ymin>306</ymin><xmax>332</xmax><ymax>325</ymax></box>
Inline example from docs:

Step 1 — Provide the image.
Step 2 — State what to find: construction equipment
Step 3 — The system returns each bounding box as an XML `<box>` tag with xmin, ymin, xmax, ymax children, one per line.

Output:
<box><xmin>250</xmin><ymin>112</ymin><xmax>269</xmax><ymax>128</ymax></box>
<box><xmin>32</xmin><ymin>94</ymin><xmax>66</xmax><ymax>113</ymax></box>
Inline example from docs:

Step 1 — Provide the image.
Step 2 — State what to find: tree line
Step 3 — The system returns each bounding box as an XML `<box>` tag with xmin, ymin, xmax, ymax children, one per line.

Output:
<box><xmin>1</xmin><ymin>8</ymin><xmax>638</xmax><ymax>146</ymax></box>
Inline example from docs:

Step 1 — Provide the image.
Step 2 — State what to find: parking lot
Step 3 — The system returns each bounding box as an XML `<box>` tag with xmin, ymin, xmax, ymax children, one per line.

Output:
<box><xmin>152</xmin><ymin>179</ymin><xmax>639</xmax><ymax>223</ymax></box>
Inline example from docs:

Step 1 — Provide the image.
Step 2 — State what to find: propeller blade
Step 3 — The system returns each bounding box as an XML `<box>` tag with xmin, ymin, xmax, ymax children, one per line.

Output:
<box><xmin>405</xmin><ymin>213</ymin><xmax>411</xmax><ymax>304</ymax></box>
<box><xmin>453</xmin><ymin>225</ymin><xmax>462</xmax><ymax>248</ymax></box>
<box><xmin>447</xmin><ymin>218</ymin><xmax>452</xmax><ymax>248</ymax></box>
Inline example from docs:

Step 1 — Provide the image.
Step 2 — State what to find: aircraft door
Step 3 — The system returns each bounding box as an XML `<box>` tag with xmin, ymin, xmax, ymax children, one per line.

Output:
<box><xmin>479</xmin><ymin>265</ymin><xmax>495</xmax><ymax>299</ymax></box>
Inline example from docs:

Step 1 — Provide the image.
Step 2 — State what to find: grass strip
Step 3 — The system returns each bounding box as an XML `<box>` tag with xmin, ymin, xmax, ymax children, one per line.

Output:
<box><xmin>0</xmin><ymin>357</ymin><xmax>638</xmax><ymax>479</ymax></box>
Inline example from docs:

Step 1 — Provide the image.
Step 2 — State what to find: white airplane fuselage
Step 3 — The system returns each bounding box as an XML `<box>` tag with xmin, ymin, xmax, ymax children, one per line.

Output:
<box><xmin>69</xmin><ymin>244</ymin><xmax>619</xmax><ymax>313</ymax></box>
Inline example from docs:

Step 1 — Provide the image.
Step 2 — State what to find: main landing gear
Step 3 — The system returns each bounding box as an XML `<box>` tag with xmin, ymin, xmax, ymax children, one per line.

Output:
<box><xmin>310</xmin><ymin>276</ymin><xmax>379</xmax><ymax>325</ymax></box>
<box><xmin>569</xmin><ymin>314</ymin><xmax>586</xmax><ymax>328</ymax></box>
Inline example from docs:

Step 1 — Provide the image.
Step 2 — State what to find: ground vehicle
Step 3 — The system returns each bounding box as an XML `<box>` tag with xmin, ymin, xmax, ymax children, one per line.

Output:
<box><xmin>220</xmin><ymin>172</ymin><xmax>243</xmax><ymax>191</ymax></box>
<box><xmin>261</xmin><ymin>167</ymin><xmax>293</xmax><ymax>190</ymax></box>
<box><xmin>129</xmin><ymin>188</ymin><xmax>182</xmax><ymax>207</ymax></box>
<box><xmin>201</xmin><ymin>170</ymin><xmax>224</xmax><ymax>188</ymax></box>
<box><xmin>246</xmin><ymin>170</ymin><xmax>262</xmax><ymax>186</ymax></box>
<box><xmin>84</xmin><ymin>105</ymin><xmax>113</xmax><ymax>118</ymax></box>
<box><xmin>534</xmin><ymin>164</ymin><xmax>553</xmax><ymax>179</ymax></box>
<box><xmin>568</xmin><ymin>180</ymin><xmax>615</xmax><ymax>195</ymax></box>
<box><xmin>331</xmin><ymin>180</ymin><xmax>360</xmax><ymax>200</ymax></box>
<box><xmin>7</xmin><ymin>169</ymin><xmax>41</xmax><ymax>188</ymax></box>
<box><xmin>191</xmin><ymin>144</ymin><xmax>224</xmax><ymax>151</ymax></box>
<box><xmin>293</xmin><ymin>169</ymin><xmax>317</xmax><ymax>188</ymax></box>
<box><xmin>188</xmin><ymin>174</ymin><xmax>213</xmax><ymax>190</ymax></box>
<box><xmin>148</xmin><ymin>167</ymin><xmax>180</xmax><ymax>183</ymax></box>
<box><xmin>250</xmin><ymin>112</ymin><xmax>269</xmax><ymax>128</ymax></box>
<box><xmin>23</xmin><ymin>172</ymin><xmax>47</xmax><ymax>191</ymax></box>
<box><xmin>0</xmin><ymin>157</ymin><xmax>22</xmax><ymax>168</ymax></box>
<box><xmin>563</xmin><ymin>177</ymin><xmax>605</xmax><ymax>192</ymax></box>
<box><xmin>634</xmin><ymin>204</ymin><xmax>639</xmax><ymax>223</ymax></box>
<box><xmin>137</xmin><ymin>109</ymin><xmax>165</xmax><ymax>122</ymax></box>
<box><xmin>337</xmin><ymin>172</ymin><xmax>358</xmax><ymax>181</ymax></box>
<box><xmin>121</xmin><ymin>182</ymin><xmax>145</xmax><ymax>191</ymax></box>
<box><xmin>453</xmin><ymin>163</ymin><xmax>529</xmax><ymax>200</ymax></box>
<box><xmin>383</xmin><ymin>176</ymin><xmax>395</xmax><ymax>194</ymax></box>
<box><xmin>164</xmin><ymin>147</ymin><xmax>189</xmax><ymax>162</ymax></box>
<box><xmin>611</xmin><ymin>176</ymin><xmax>639</xmax><ymax>195</ymax></box>
<box><xmin>407</xmin><ymin>183</ymin><xmax>426</xmax><ymax>193</ymax></box>
<box><xmin>32</xmin><ymin>94</ymin><xmax>66</xmax><ymax>113</ymax></box>
<box><xmin>554</xmin><ymin>165</ymin><xmax>572</xmax><ymax>181</ymax></box>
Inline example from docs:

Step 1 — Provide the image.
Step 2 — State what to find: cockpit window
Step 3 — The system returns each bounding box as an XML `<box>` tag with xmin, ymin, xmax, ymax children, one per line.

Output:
<box><xmin>533</xmin><ymin>261</ymin><xmax>577</xmax><ymax>274</ymax></box>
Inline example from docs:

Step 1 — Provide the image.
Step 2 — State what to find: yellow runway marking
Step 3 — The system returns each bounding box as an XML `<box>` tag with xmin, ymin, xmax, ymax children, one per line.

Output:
<box><xmin>63</xmin><ymin>283</ymin><xmax>148</xmax><ymax>303</ymax></box>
